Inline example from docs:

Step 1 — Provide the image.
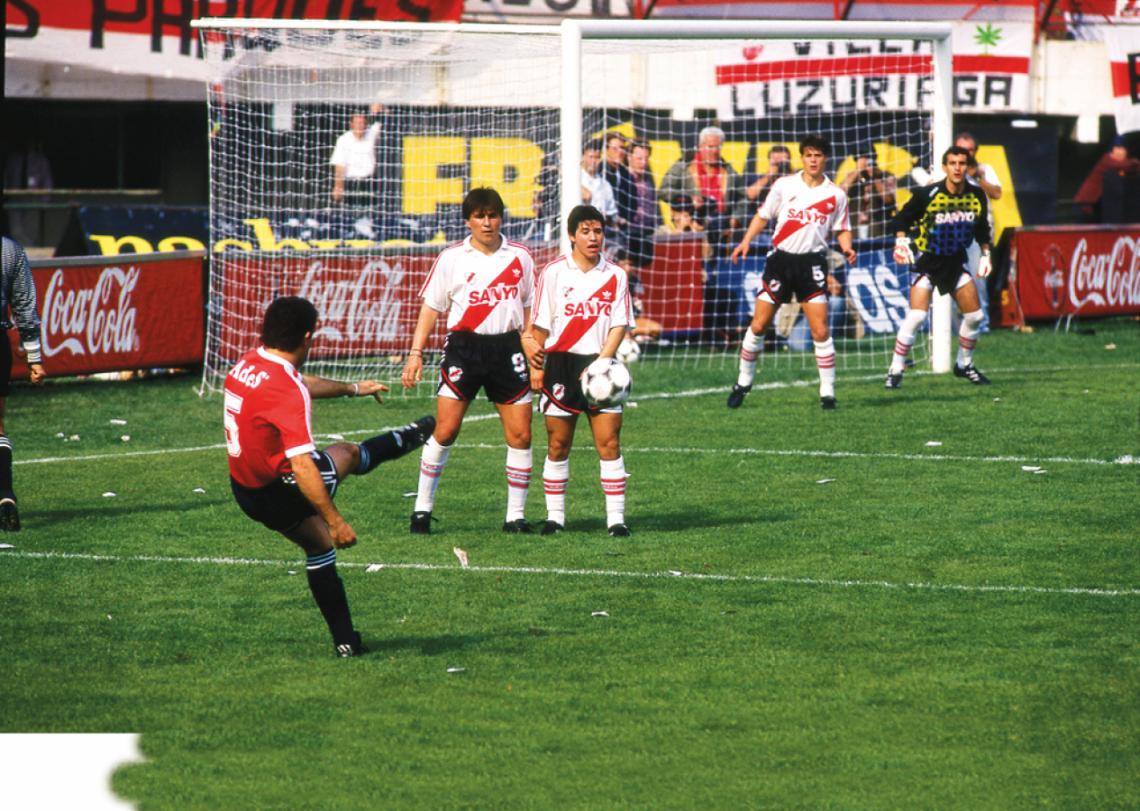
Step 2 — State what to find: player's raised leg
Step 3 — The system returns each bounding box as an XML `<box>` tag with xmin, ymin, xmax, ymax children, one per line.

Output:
<box><xmin>498</xmin><ymin>400</ymin><xmax>533</xmax><ymax>533</ymax></box>
<box><xmin>729</xmin><ymin>298</ymin><xmax>777</xmax><ymax>409</ymax></box>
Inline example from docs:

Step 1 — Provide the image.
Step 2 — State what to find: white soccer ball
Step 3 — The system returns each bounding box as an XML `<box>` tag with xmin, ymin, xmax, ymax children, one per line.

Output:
<box><xmin>616</xmin><ymin>337</ymin><xmax>641</xmax><ymax>364</ymax></box>
<box><xmin>581</xmin><ymin>357</ymin><xmax>632</xmax><ymax>408</ymax></box>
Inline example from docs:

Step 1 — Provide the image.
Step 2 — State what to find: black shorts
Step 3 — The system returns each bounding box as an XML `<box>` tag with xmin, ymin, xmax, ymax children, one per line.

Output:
<box><xmin>438</xmin><ymin>330</ymin><xmax>530</xmax><ymax>404</ymax></box>
<box><xmin>760</xmin><ymin>250</ymin><xmax>829</xmax><ymax>304</ymax></box>
<box><xmin>540</xmin><ymin>352</ymin><xmax>622</xmax><ymax>417</ymax></box>
<box><xmin>231</xmin><ymin>451</ymin><xmax>339</xmax><ymax>534</ymax></box>
<box><xmin>913</xmin><ymin>252</ymin><xmax>970</xmax><ymax>296</ymax></box>
<box><xmin>0</xmin><ymin>335</ymin><xmax>11</xmax><ymax>398</ymax></box>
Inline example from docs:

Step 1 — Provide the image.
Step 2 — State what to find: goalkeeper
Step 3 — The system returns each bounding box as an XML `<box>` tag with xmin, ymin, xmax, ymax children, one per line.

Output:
<box><xmin>885</xmin><ymin>145</ymin><xmax>993</xmax><ymax>389</ymax></box>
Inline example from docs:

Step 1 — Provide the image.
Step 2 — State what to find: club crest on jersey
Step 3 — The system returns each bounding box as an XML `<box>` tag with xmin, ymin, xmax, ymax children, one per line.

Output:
<box><xmin>769</xmin><ymin>279</ymin><xmax>782</xmax><ymax>292</ymax></box>
<box><xmin>447</xmin><ymin>366</ymin><xmax>463</xmax><ymax>381</ymax></box>
<box><xmin>552</xmin><ymin>383</ymin><xmax>566</xmax><ymax>400</ymax></box>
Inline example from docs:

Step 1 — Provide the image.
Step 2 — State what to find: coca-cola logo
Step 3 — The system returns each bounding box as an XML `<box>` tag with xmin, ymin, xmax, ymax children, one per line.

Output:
<box><xmin>42</xmin><ymin>267</ymin><xmax>141</xmax><ymax>357</ymax></box>
<box><xmin>300</xmin><ymin>259</ymin><xmax>406</xmax><ymax>345</ymax></box>
<box><xmin>1069</xmin><ymin>236</ymin><xmax>1140</xmax><ymax>311</ymax></box>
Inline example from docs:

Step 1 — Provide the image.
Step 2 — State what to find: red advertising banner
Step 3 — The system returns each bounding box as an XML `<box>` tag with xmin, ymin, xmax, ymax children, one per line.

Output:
<box><xmin>13</xmin><ymin>251</ymin><xmax>206</xmax><ymax>377</ymax></box>
<box><xmin>1009</xmin><ymin>225</ymin><xmax>1140</xmax><ymax>320</ymax></box>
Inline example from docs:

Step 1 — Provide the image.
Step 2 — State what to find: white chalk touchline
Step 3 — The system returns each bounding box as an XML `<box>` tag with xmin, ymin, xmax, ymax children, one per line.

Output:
<box><xmin>5</xmin><ymin>550</ymin><xmax>1138</xmax><ymax>598</ymax></box>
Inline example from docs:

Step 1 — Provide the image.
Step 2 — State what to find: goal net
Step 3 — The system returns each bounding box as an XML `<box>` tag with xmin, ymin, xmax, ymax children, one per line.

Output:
<box><xmin>195</xmin><ymin>19</ymin><xmax>951</xmax><ymax>394</ymax></box>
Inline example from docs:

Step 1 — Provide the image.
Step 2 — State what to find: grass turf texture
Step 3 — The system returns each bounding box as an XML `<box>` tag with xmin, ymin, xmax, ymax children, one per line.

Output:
<box><xmin>2</xmin><ymin>319</ymin><xmax>1137</xmax><ymax>809</ymax></box>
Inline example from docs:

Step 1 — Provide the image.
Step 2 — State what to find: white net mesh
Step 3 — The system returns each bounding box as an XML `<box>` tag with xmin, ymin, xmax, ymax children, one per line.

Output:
<box><xmin>198</xmin><ymin>23</ymin><xmax>942</xmax><ymax>393</ymax></box>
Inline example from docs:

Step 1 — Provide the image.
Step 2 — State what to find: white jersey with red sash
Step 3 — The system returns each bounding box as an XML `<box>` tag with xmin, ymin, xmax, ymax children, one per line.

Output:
<box><xmin>759</xmin><ymin>171</ymin><xmax>850</xmax><ymax>254</ymax></box>
<box><xmin>533</xmin><ymin>255</ymin><xmax>633</xmax><ymax>354</ymax></box>
<box><xmin>224</xmin><ymin>347</ymin><xmax>315</xmax><ymax>489</ymax></box>
<box><xmin>419</xmin><ymin>236</ymin><xmax>535</xmax><ymax>333</ymax></box>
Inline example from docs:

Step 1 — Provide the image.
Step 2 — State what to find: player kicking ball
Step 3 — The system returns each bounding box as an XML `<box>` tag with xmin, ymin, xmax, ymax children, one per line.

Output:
<box><xmin>727</xmin><ymin>134</ymin><xmax>856</xmax><ymax>410</ymax></box>
<box><xmin>526</xmin><ymin>205</ymin><xmax>634</xmax><ymax>537</ymax></box>
<box><xmin>885</xmin><ymin>145</ymin><xmax>993</xmax><ymax>388</ymax></box>
<box><xmin>226</xmin><ymin>297</ymin><xmax>433</xmax><ymax>657</ymax></box>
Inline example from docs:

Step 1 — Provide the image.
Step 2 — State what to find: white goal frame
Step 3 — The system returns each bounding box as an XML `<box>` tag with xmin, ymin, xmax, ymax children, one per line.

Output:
<box><xmin>192</xmin><ymin>17</ymin><xmax>955</xmax><ymax>384</ymax></box>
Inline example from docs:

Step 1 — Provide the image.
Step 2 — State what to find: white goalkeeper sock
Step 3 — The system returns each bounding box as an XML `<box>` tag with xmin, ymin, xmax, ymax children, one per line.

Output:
<box><xmin>600</xmin><ymin>456</ymin><xmax>627</xmax><ymax>528</ymax></box>
<box><xmin>814</xmin><ymin>338</ymin><xmax>836</xmax><ymax>398</ymax></box>
<box><xmin>543</xmin><ymin>456</ymin><xmax>569</xmax><ymax>526</ymax></box>
<box><xmin>414</xmin><ymin>437</ymin><xmax>450</xmax><ymax>513</ymax></box>
<box><xmin>736</xmin><ymin>328</ymin><xmax>763</xmax><ymax>387</ymax></box>
<box><xmin>889</xmin><ymin>308</ymin><xmax>926</xmax><ymax>375</ymax></box>
<box><xmin>957</xmin><ymin>309</ymin><xmax>983</xmax><ymax>367</ymax></box>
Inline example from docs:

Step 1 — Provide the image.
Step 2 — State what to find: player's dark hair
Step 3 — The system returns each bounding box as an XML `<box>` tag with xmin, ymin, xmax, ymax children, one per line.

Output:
<box><xmin>261</xmin><ymin>296</ymin><xmax>318</xmax><ymax>352</ymax></box>
<box><xmin>799</xmin><ymin>134</ymin><xmax>830</xmax><ymax>156</ymax></box>
<box><xmin>942</xmin><ymin>145</ymin><xmax>971</xmax><ymax>165</ymax></box>
<box><xmin>568</xmin><ymin>204</ymin><xmax>605</xmax><ymax>237</ymax></box>
<box><xmin>462</xmin><ymin>187</ymin><xmax>504</xmax><ymax>220</ymax></box>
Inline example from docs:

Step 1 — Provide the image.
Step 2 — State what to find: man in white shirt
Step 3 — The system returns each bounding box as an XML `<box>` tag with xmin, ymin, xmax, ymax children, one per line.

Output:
<box><xmin>330</xmin><ymin>103</ymin><xmax>383</xmax><ymax>209</ymax></box>
<box><xmin>727</xmin><ymin>134</ymin><xmax>856</xmax><ymax>411</ymax></box>
<box><xmin>580</xmin><ymin>140</ymin><xmax>618</xmax><ymax>223</ymax></box>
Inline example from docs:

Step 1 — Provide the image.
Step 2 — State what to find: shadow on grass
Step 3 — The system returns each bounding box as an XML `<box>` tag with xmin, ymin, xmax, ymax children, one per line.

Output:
<box><xmin>367</xmin><ymin>633</ymin><xmax>489</xmax><ymax>656</ymax></box>
<box><xmin>29</xmin><ymin>498</ymin><xmax>230</xmax><ymax>527</ymax></box>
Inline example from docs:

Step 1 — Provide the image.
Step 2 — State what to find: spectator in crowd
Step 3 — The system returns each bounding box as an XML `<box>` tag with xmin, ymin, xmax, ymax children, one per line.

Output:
<box><xmin>1075</xmin><ymin>136</ymin><xmax>1140</xmax><ymax>222</ymax></box>
<box><xmin>602</xmin><ymin>132</ymin><xmax>634</xmax><ymax>229</ymax></box>
<box><xmin>616</xmin><ymin>140</ymin><xmax>660</xmax><ymax>276</ymax></box>
<box><xmin>580</xmin><ymin>139</ymin><xmax>618</xmax><ymax>224</ymax></box>
<box><xmin>658</xmin><ymin>196</ymin><xmax>705</xmax><ymax>236</ymax></box>
<box><xmin>224</xmin><ymin>295</ymin><xmax>433</xmax><ymax>657</ymax></box>
<box><xmin>952</xmin><ymin>131</ymin><xmax>1001</xmax><ymax>331</ymax></box>
<box><xmin>746</xmin><ymin>144</ymin><xmax>793</xmax><ymax>207</ymax></box>
<box><xmin>0</xmin><ymin>237</ymin><xmax>46</xmax><ymax>532</ymax></box>
<box><xmin>612</xmin><ymin>248</ymin><xmax>663</xmax><ymax>343</ymax></box>
<box><xmin>660</xmin><ymin>125</ymin><xmax>748</xmax><ymax>251</ymax></box>
<box><xmin>330</xmin><ymin>103</ymin><xmax>383</xmax><ymax>209</ymax></box>
<box><xmin>839</xmin><ymin>147</ymin><xmax>897</xmax><ymax>239</ymax></box>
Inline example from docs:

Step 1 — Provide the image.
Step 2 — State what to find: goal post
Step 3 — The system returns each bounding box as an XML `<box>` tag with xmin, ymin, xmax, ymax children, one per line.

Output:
<box><xmin>193</xmin><ymin>17</ymin><xmax>953</xmax><ymax>394</ymax></box>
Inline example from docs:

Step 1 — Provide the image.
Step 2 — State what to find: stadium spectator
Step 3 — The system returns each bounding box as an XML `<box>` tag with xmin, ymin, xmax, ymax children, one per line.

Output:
<box><xmin>579</xmin><ymin>139</ymin><xmax>617</xmax><ymax>223</ymax></box>
<box><xmin>1075</xmin><ymin>136</ymin><xmax>1140</xmax><ymax>223</ymax></box>
<box><xmin>745</xmin><ymin>144</ymin><xmax>793</xmax><ymax>207</ymax></box>
<box><xmin>612</xmin><ymin>248</ymin><xmax>663</xmax><ymax>343</ymax></box>
<box><xmin>617</xmin><ymin>140</ymin><xmax>659</xmax><ymax>276</ymax></box>
<box><xmin>225</xmin><ymin>295</ymin><xmax>433</xmax><ymax>658</ymax></box>
<box><xmin>0</xmin><ymin>237</ymin><xmax>45</xmax><ymax>532</ymax></box>
<box><xmin>727</xmin><ymin>134</ymin><xmax>855</xmax><ymax>411</ymax></box>
<box><xmin>602</xmin><ymin>132</ymin><xmax>634</xmax><ymax>234</ymax></box>
<box><xmin>659</xmin><ymin>196</ymin><xmax>705</xmax><ymax>235</ymax></box>
<box><xmin>884</xmin><ymin>146</ymin><xmax>993</xmax><ymax>389</ymax></box>
<box><xmin>953</xmin><ymin>132</ymin><xmax>1001</xmax><ymax>331</ymax></box>
<box><xmin>402</xmin><ymin>187</ymin><xmax>538</xmax><ymax>535</ymax></box>
<box><xmin>660</xmin><ymin>125</ymin><xmax>748</xmax><ymax>250</ymax></box>
<box><xmin>839</xmin><ymin>147</ymin><xmax>897</xmax><ymax>239</ymax></box>
<box><xmin>526</xmin><ymin>205</ymin><xmax>634</xmax><ymax>537</ymax></box>
<box><xmin>330</xmin><ymin>103</ymin><xmax>383</xmax><ymax>209</ymax></box>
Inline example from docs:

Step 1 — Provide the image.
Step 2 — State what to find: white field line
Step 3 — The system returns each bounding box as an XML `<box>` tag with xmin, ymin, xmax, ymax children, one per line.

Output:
<box><xmin>18</xmin><ymin>363</ymin><xmax>1139</xmax><ymax>468</ymax></box>
<box><xmin>4</xmin><ymin>550</ymin><xmax>1138</xmax><ymax>598</ymax></box>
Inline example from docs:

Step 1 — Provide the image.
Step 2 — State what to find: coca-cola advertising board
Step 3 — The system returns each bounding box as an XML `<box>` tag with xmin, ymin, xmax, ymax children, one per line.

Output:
<box><xmin>1010</xmin><ymin>225</ymin><xmax>1140</xmax><ymax>320</ymax></box>
<box><xmin>13</xmin><ymin>252</ymin><xmax>205</xmax><ymax>377</ymax></box>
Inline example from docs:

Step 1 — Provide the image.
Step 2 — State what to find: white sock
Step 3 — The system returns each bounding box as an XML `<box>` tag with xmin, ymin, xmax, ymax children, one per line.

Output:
<box><xmin>889</xmin><ymin>309</ymin><xmax>926</xmax><ymax>375</ymax></box>
<box><xmin>736</xmin><ymin>328</ymin><xmax>763</xmax><ymax>387</ymax></box>
<box><xmin>600</xmin><ymin>456</ymin><xmax>627</xmax><ymax>528</ymax></box>
<box><xmin>543</xmin><ymin>456</ymin><xmax>569</xmax><ymax>526</ymax></box>
<box><xmin>414</xmin><ymin>437</ymin><xmax>450</xmax><ymax>513</ymax></box>
<box><xmin>813</xmin><ymin>338</ymin><xmax>836</xmax><ymax>398</ymax></box>
<box><xmin>957</xmin><ymin>309</ymin><xmax>983</xmax><ymax>367</ymax></box>
<box><xmin>504</xmin><ymin>446</ymin><xmax>531</xmax><ymax>522</ymax></box>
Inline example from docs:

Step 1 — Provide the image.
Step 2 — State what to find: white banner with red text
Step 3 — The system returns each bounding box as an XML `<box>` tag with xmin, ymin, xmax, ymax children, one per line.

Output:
<box><xmin>12</xmin><ymin>251</ymin><xmax>206</xmax><ymax>377</ymax></box>
<box><xmin>1105</xmin><ymin>25</ymin><xmax>1140</xmax><ymax>133</ymax></box>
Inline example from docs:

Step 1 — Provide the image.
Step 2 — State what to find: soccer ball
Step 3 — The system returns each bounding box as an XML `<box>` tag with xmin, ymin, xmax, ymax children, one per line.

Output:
<box><xmin>616</xmin><ymin>337</ymin><xmax>641</xmax><ymax>364</ymax></box>
<box><xmin>581</xmin><ymin>358</ymin><xmax>632</xmax><ymax>408</ymax></box>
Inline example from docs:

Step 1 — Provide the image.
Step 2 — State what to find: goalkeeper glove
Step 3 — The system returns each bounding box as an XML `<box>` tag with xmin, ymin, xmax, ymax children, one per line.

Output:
<box><xmin>893</xmin><ymin>236</ymin><xmax>915</xmax><ymax>264</ymax></box>
<box><xmin>978</xmin><ymin>252</ymin><xmax>992</xmax><ymax>278</ymax></box>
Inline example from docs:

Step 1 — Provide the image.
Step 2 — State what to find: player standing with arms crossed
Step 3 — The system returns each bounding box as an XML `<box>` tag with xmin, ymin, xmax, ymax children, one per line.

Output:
<box><xmin>225</xmin><ymin>296</ymin><xmax>433</xmax><ymax>657</ymax></box>
<box><xmin>727</xmin><ymin>135</ymin><xmax>856</xmax><ymax>410</ymax></box>
<box><xmin>526</xmin><ymin>205</ymin><xmax>634</xmax><ymax>537</ymax></box>
<box><xmin>884</xmin><ymin>145</ymin><xmax>992</xmax><ymax>388</ymax></box>
<box><xmin>402</xmin><ymin>188</ymin><xmax>538</xmax><ymax>534</ymax></box>
<box><xmin>0</xmin><ymin>237</ymin><xmax>46</xmax><ymax>531</ymax></box>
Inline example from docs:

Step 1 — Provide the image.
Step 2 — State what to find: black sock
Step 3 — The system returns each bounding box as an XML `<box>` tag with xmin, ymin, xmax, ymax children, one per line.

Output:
<box><xmin>0</xmin><ymin>435</ymin><xmax>14</xmax><ymax>500</ymax></box>
<box><xmin>305</xmin><ymin>550</ymin><xmax>355</xmax><ymax>646</ymax></box>
<box><xmin>357</xmin><ymin>417</ymin><xmax>431</xmax><ymax>475</ymax></box>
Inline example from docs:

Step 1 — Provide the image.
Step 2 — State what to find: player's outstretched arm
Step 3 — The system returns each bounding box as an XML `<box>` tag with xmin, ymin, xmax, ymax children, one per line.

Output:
<box><xmin>730</xmin><ymin>213</ymin><xmax>768</xmax><ymax>263</ymax></box>
<box><xmin>303</xmin><ymin>376</ymin><xmax>389</xmax><ymax>401</ymax></box>
<box><xmin>290</xmin><ymin>453</ymin><xmax>356</xmax><ymax>548</ymax></box>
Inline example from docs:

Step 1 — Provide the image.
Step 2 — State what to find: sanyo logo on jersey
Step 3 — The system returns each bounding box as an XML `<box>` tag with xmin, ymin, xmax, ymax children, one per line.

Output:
<box><xmin>787</xmin><ymin>206</ymin><xmax>829</xmax><ymax>225</ymax></box>
<box><xmin>229</xmin><ymin>359</ymin><xmax>270</xmax><ymax>389</ymax></box>
<box><xmin>564</xmin><ymin>300</ymin><xmax>612</xmax><ymax>317</ymax></box>
<box><xmin>467</xmin><ymin>285</ymin><xmax>519</xmax><ymax>306</ymax></box>
<box><xmin>934</xmin><ymin>210</ymin><xmax>976</xmax><ymax>225</ymax></box>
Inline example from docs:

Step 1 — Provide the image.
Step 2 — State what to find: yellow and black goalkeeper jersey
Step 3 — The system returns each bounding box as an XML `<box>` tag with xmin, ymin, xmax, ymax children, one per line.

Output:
<box><xmin>888</xmin><ymin>181</ymin><xmax>991</xmax><ymax>258</ymax></box>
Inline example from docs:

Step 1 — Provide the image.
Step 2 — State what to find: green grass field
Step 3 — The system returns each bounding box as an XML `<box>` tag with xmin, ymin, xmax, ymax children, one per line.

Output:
<box><xmin>2</xmin><ymin>320</ymin><xmax>1138</xmax><ymax>809</ymax></box>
